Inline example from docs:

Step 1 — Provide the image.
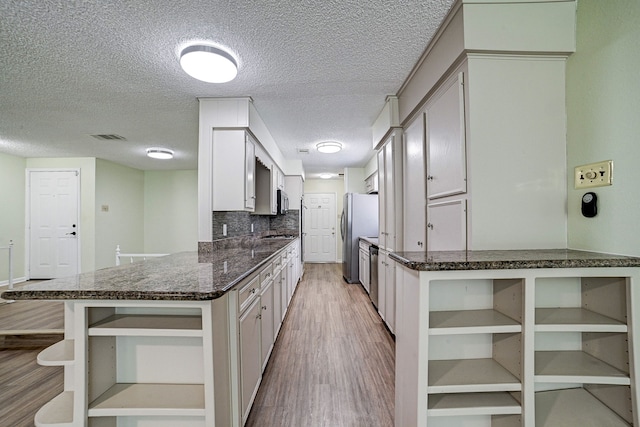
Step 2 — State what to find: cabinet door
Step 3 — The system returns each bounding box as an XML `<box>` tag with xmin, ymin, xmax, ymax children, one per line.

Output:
<box><xmin>384</xmin><ymin>139</ymin><xmax>395</xmax><ymax>251</ymax></box>
<box><xmin>427</xmin><ymin>72</ymin><xmax>467</xmax><ymax>199</ymax></box>
<box><xmin>239</xmin><ymin>298</ymin><xmax>261</xmax><ymax>422</ymax></box>
<box><xmin>260</xmin><ymin>280</ymin><xmax>274</xmax><ymax>370</ymax></box>
<box><xmin>377</xmin><ymin>149</ymin><xmax>386</xmax><ymax>249</ymax></box>
<box><xmin>384</xmin><ymin>259</ymin><xmax>395</xmax><ymax>333</ymax></box>
<box><xmin>403</xmin><ymin>112</ymin><xmax>427</xmax><ymax>251</ymax></box>
<box><xmin>245</xmin><ymin>136</ymin><xmax>256</xmax><ymax>210</ymax></box>
<box><xmin>378</xmin><ymin>253</ymin><xmax>387</xmax><ymax>322</ymax></box>
<box><xmin>427</xmin><ymin>199</ymin><xmax>467</xmax><ymax>251</ymax></box>
<box><xmin>273</xmin><ymin>270</ymin><xmax>282</xmax><ymax>337</ymax></box>
<box><xmin>280</xmin><ymin>266</ymin><xmax>288</xmax><ymax>320</ymax></box>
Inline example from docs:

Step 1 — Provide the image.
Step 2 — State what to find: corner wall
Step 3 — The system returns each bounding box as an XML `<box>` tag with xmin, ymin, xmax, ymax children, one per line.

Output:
<box><xmin>0</xmin><ymin>152</ymin><xmax>26</xmax><ymax>283</ymax></box>
<box><xmin>566</xmin><ymin>0</ymin><xmax>640</xmax><ymax>256</ymax></box>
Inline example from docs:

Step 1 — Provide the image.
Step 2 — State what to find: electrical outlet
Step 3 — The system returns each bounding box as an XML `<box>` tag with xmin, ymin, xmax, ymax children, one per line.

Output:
<box><xmin>574</xmin><ymin>160</ymin><xmax>613</xmax><ymax>189</ymax></box>
<box><xmin>222</xmin><ymin>224</ymin><xmax>227</xmax><ymax>236</ymax></box>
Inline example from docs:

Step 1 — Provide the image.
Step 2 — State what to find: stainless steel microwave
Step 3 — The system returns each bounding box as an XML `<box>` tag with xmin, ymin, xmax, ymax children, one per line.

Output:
<box><xmin>276</xmin><ymin>189</ymin><xmax>289</xmax><ymax>215</ymax></box>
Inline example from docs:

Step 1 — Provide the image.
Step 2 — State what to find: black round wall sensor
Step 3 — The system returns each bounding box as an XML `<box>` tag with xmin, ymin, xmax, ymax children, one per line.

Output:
<box><xmin>581</xmin><ymin>192</ymin><xmax>597</xmax><ymax>217</ymax></box>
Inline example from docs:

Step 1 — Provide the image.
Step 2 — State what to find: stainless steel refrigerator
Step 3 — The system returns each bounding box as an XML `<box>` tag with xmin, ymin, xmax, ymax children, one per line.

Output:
<box><xmin>341</xmin><ymin>193</ymin><xmax>379</xmax><ymax>283</ymax></box>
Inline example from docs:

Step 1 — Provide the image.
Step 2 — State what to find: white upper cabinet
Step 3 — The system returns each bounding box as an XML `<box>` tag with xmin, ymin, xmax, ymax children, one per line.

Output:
<box><xmin>402</xmin><ymin>111</ymin><xmax>427</xmax><ymax>252</ymax></box>
<box><xmin>427</xmin><ymin>71</ymin><xmax>467</xmax><ymax>200</ymax></box>
<box><xmin>378</xmin><ymin>131</ymin><xmax>403</xmax><ymax>252</ymax></box>
<box><xmin>211</xmin><ymin>130</ymin><xmax>255</xmax><ymax>212</ymax></box>
<box><xmin>245</xmin><ymin>136</ymin><xmax>256</xmax><ymax>210</ymax></box>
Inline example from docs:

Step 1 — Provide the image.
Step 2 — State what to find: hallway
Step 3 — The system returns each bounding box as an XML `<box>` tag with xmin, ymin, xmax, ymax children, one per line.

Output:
<box><xmin>246</xmin><ymin>263</ymin><xmax>395</xmax><ymax>427</ymax></box>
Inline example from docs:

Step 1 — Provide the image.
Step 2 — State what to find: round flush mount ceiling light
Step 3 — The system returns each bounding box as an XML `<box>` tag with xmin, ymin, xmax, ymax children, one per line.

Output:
<box><xmin>146</xmin><ymin>147</ymin><xmax>174</xmax><ymax>160</ymax></box>
<box><xmin>179</xmin><ymin>45</ymin><xmax>238</xmax><ymax>83</ymax></box>
<box><xmin>316</xmin><ymin>141</ymin><xmax>342</xmax><ymax>154</ymax></box>
<box><xmin>319</xmin><ymin>173</ymin><xmax>333</xmax><ymax>179</ymax></box>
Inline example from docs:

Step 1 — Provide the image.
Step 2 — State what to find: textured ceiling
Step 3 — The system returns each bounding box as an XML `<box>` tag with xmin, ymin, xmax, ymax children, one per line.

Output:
<box><xmin>0</xmin><ymin>0</ymin><xmax>455</xmax><ymax>177</ymax></box>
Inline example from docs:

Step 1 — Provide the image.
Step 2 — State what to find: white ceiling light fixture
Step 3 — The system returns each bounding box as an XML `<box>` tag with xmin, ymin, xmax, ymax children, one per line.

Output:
<box><xmin>319</xmin><ymin>173</ymin><xmax>333</xmax><ymax>179</ymax></box>
<box><xmin>179</xmin><ymin>45</ymin><xmax>238</xmax><ymax>83</ymax></box>
<box><xmin>316</xmin><ymin>141</ymin><xmax>342</xmax><ymax>154</ymax></box>
<box><xmin>146</xmin><ymin>147</ymin><xmax>174</xmax><ymax>160</ymax></box>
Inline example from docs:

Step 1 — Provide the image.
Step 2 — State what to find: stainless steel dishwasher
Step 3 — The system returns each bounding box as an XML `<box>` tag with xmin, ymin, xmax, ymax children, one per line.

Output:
<box><xmin>369</xmin><ymin>244</ymin><xmax>379</xmax><ymax>309</ymax></box>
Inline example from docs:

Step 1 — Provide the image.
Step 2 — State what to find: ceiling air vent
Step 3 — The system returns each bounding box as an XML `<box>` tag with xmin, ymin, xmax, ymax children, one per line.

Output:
<box><xmin>297</xmin><ymin>148</ymin><xmax>309</xmax><ymax>154</ymax></box>
<box><xmin>90</xmin><ymin>134</ymin><xmax>127</xmax><ymax>141</ymax></box>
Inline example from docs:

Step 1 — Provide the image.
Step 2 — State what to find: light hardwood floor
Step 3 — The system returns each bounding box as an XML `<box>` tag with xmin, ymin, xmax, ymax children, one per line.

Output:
<box><xmin>0</xmin><ymin>264</ymin><xmax>395</xmax><ymax>427</ymax></box>
<box><xmin>246</xmin><ymin>263</ymin><xmax>395</xmax><ymax>427</ymax></box>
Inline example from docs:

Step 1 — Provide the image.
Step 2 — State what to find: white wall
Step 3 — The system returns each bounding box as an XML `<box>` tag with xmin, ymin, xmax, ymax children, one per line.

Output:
<box><xmin>566</xmin><ymin>0</ymin><xmax>640</xmax><ymax>256</ymax></box>
<box><xmin>95</xmin><ymin>159</ymin><xmax>145</xmax><ymax>270</ymax></box>
<box><xmin>0</xmin><ymin>152</ymin><xmax>26</xmax><ymax>284</ymax></box>
<box><xmin>304</xmin><ymin>178</ymin><xmax>345</xmax><ymax>262</ymax></box>
<box><xmin>343</xmin><ymin>168</ymin><xmax>365</xmax><ymax>194</ymax></box>
<box><xmin>144</xmin><ymin>170</ymin><xmax>198</xmax><ymax>254</ymax></box>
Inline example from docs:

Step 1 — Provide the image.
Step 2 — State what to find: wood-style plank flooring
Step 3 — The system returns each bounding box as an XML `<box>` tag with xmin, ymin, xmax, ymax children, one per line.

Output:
<box><xmin>246</xmin><ymin>263</ymin><xmax>395</xmax><ymax>427</ymax></box>
<box><xmin>0</xmin><ymin>288</ymin><xmax>64</xmax><ymax>427</ymax></box>
<box><xmin>0</xmin><ymin>265</ymin><xmax>395</xmax><ymax>427</ymax></box>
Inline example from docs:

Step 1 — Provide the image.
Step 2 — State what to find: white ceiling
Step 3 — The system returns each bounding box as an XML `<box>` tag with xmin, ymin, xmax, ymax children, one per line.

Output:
<box><xmin>0</xmin><ymin>0</ymin><xmax>455</xmax><ymax>177</ymax></box>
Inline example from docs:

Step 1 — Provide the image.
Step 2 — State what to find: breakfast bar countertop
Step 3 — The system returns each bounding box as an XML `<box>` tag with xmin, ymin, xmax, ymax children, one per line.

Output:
<box><xmin>1</xmin><ymin>237</ymin><xmax>298</xmax><ymax>301</ymax></box>
<box><xmin>389</xmin><ymin>248</ymin><xmax>640</xmax><ymax>271</ymax></box>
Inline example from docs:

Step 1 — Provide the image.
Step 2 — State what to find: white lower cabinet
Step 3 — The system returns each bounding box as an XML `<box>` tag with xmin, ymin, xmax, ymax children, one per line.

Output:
<box><xmin>239</xmin><ymin>295</ymin><xmax>262</xmax><ymax>424</ymax></box>
<box><xmin>395</xmin><ymin>264</ymin><xmax>639</xmax><ymax>427</ymax></box>
<box><xmin>377</xmin><ymin>250</ymin><xmax>396</xmax><ymax>334</ymax></box>
<box><xmin>34</xmin><ymin>239</ymin><xmax>302</xmax><ymax>427</ymax></box>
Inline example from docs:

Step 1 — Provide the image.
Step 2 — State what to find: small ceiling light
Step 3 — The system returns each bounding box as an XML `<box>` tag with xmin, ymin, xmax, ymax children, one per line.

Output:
<box><xmin>316</xmin><ymin>141</ymin><xmax>342</xmax><ymax>154</ymax></box>
<box><xmin>319</xmin><ymin>173</ymin><xmax>333</xmax><ymax>179</ymax></box>
<box><xmin>146</xmin><ymin>147</ymin><xmax>174</xmax><ymax>160</ymax></box>
<box><xmin>180</xmin><ymin>45</ymin><xmax>238</xmax><ymax>83</ymax></box>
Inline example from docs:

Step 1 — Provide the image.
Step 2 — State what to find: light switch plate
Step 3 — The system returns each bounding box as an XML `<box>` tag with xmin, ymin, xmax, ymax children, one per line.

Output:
<box><xmin>574</xmin><ymin>160</ymin><xmax>613</xmax><ymax>189</ymax></box>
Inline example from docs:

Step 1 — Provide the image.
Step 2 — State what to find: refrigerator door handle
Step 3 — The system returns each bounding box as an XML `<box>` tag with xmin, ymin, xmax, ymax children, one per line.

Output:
<box><xmin>340</xmin><ymin>210</ymin><xmax>345</xmax><ymax>241</ymax></box>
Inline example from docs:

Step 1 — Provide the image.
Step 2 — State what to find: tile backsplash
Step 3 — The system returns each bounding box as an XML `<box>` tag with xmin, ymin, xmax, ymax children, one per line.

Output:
<box><xmin>212</xmin><ymin>210</ymin><xmax>300</xmax><ymax>240</ymax></box>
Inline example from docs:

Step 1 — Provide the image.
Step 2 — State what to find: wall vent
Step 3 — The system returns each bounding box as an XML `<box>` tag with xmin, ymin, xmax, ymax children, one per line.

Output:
<box><xmin>90</xmin><ymin>134</ymin><xmax>127</xmax><ymax>141</ymax></box>
<box><xmin>297</xmin><ymin>148</ymin><xmax>309</xmax><ymax>154</ymax></box>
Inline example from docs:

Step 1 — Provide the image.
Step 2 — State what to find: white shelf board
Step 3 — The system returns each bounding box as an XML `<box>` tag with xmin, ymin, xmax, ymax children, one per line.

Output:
<box><xmin>37</xmin><ymin>340</ymin><xmax>74</xmax><ymax>366</ymax></box>
<box><xmin>535</xmin><ymin>388</ymin><xmax>630</xmax><ymax>427</ymax></box>
<box><xmin>88</xmin><ymin>315</ymin><xmax>202</xmax><ymax>337</ymax></box>
<box><xmin>34</xmin><ymin>391</ymin><xmax>74</xmax><ymax>427</ymax></box>
<box><xmin>427</xmin><ymin>392</ymin><xmax>521</xmax><ymax>417</ymax></box>
<box><xmin>535</xmin><ymin>308</ymin><xmax>627</xmax><ymax>332</ymax></box>
<box><xmin>429</xmin><ymin>309</ymin><xmax>521</xmax><ymax>335</ymax></box>
<box><xmin>88</xmin><ymin>383</ymin><xmax>205</xmax><ymax>417</ymax></box>
<box><xmin>428</xmin><ymin>358</ymin><xmax>522</xmax><ymax>394</ymax></box>
<box><xmin>535</xmin><ymin>351</ymin><xmax>630</xmax><ymax>385</ymax></box>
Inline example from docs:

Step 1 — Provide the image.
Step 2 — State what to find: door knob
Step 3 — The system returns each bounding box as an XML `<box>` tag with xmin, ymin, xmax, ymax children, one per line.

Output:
<box><xmin>66</xmin><ymin>231</ymin><xmax>77</xmax><ymax>236</ymax></box>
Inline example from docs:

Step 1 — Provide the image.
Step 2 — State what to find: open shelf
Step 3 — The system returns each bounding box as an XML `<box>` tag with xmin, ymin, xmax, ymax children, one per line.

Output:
<box><xmin>428</xmin><ymin>358</ymin><xmax>522</xmax><ymax>394</ymax></box>
<box><xmin>429</xmin><ymin>309</ymin><xmax>521</xmax><ymax>335</ymax></box>
<box><xmin>34</xmin><ymin>391</ymin><xmax>74</xmax><ymax>427</ymax></box>
<box><xmin>535</xmin><ymin>308</ymin><xmax>627</xmax><ymax>332</ymax></box>
<box><xmin>88</xmin><ymin>383</ymin><xmax>205</xmax><ymax>417</ymax></box>
<box><xmin>535</xmin><ymin>351</ymin><xmax>630</xmax><ymax>385</ymax></box>
<box><xmin>88</xmin><ymin>315</ymin><xmax>202</xmax><ymax>337</ymax></box>
<box><xmin>427</xmin><ymin>392</ymin><xmax>521</xmax><ymax>417</ymax></box>
<box><xmin>37</xmin><ymin>339</ymin><xmax>74</xmax><ymax>366</ymax></box>
<box><xmin>535</xmin><ymin>388</ymin><xmax>631</xmax><ymax>427</ymax></box>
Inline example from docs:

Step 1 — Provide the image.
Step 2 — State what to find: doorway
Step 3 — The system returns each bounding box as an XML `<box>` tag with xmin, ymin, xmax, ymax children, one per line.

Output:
<box><xmin>27</xmin><ymin>169</ymin><xmax>80</xmax><ymax>279</ymax></box>
<box><xmin>303</xmin><ymin>193</ymin><xmax>337</xmax><ymax>263</ymax></box>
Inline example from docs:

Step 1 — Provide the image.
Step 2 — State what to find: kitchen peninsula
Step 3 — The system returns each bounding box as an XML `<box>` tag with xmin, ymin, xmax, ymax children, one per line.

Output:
<box><xmin>2</xmin><ymin>236</ymin><xmax>302</xmax><ymax>427</ymax></box>
<box><xmin>391</xmin><ymin>249</ymin><xmax>640</xmax><ymax>427</ymax></box>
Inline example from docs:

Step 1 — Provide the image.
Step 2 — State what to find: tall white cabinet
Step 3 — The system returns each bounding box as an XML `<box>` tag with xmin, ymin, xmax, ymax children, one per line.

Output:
<box><xmin>392</xmin><ymin>0</ymin><xmax>575</xmax><ymax>252</ymax></box>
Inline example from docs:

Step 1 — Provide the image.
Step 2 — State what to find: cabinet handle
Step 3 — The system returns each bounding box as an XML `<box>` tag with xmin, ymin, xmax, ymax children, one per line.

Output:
<box><xmin>251</xmin><ymin>288</ymin><xmax>257</xmax><ymax>294</ymax></box>
<box><xmin>417</xmin><ymin>241</ymin><xmax>423</xmax><ymax>247</ymax></box>
<box><xmin>257</xmin><ymin>314</ymin><xmax>262</xmax><ymax>320</ymax></box>
<box><xmin>427</xmin><ymin>223</ymin><xmax>434</xmax><ymax>230</ymax></box>
<box><xmin>427</xmin><ymin>175</ymin><xmax>434</xmax><ymax>181</ymax></box>
<box><xmin>262</xmin><ymin>305</ymin><xmax>267</xmax><ymax>310</ymax></box>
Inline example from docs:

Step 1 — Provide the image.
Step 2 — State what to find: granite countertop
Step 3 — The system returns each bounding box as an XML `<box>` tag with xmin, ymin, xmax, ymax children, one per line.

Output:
<box><xmin>389</xmin><ymin>249</ymin><xmax>640</xmax><ymax>271</ymax></box>
<box><xmin>1</xmin><ymin>237</ymin><xmax>298</xmax><ymax>301</ymax></box>
<box><xmin>359</xmin><ymin>236</ymin><xmax>379</xmax><ymax>246</ymax></box>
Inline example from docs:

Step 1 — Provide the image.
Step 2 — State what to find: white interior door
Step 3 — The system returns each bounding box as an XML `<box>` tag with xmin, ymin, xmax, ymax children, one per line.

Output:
<box><xmin>303</xmin><ymin>193</ymin><xmax>336</xmax><ymax>263</ymax></box>
<box><xmin>28</xmin><ymin>170</ymin><xmax>80</xmax><ymax>279</ymax></box>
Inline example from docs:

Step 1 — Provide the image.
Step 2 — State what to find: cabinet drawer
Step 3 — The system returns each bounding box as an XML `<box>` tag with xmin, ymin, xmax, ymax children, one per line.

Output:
<box><xmin>272</xmin><ymin>256</ymin><xmax>282</xmax><ymax>271</ymax></box>
<box><xmin>238</xmin><ymin>276</ymin><xmax>260</xmax><ymax>313</ymax></box>
<box><xmin>260</xmin><ymin>264</ymin><xmax>273</xmax><ymax>287</ymax></box>
<box><xmin>359</xmin><ymin>241</ymin><xmax>370</xmax><ymax>251</ymax></box>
